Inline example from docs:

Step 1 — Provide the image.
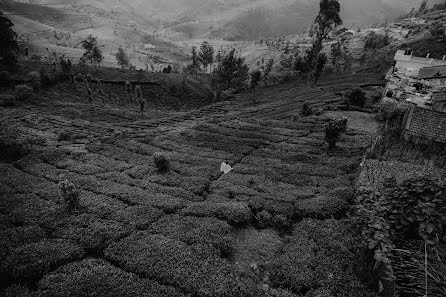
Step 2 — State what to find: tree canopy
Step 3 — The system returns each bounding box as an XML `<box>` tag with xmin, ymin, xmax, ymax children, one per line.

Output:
<box><xmin>0</xmin><ymin>11</ymin><xmax>19</xmax><ymax>65</ymax></box>
<box><xmin>199</xmin><ymin>41</ymin><xmax>214</xmax><ymax>70</ymax></box>
<box><xmin>314</xmin><ymin>52</ymin><xmax>327</xmax><ymax>84</ymax></box>
<box><xmin>81</xmin><ymin>35</ymin><xmax>103</xmax><ymax>66</ymax></box>
<box><xmin>214</xmin><ymin>48</ymin><xmax>249</xmax><ymax>90</ymax></box>
<box><xmin>115</xmin><ymin>47</ymin><xmax>130</xmax><ymax>68</ymax></box>
<box><xmin>309</xmin><ymin>0</ymin><xmax>342</xmax><ymax>66</ymax></box>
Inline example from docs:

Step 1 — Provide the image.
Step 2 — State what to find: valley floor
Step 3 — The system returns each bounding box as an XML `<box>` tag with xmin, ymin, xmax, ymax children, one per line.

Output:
<box><xmin>0</xmin><ymin>74</ymin><xmax>383</xmax><ymax>297</ymax></box>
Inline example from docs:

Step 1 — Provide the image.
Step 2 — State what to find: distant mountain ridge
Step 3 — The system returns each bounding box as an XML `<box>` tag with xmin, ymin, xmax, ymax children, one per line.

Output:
<box><xmin>6</xmin><ymin>0</ymin><xmax>444</xmax><ymax>40</ymax></box>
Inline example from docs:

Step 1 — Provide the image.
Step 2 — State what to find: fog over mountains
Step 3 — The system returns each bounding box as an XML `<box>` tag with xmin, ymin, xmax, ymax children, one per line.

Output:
<box><xmin>12</xmin><ymin>0</ymin><xmax>443</xmax><ymax>39</ymax></box>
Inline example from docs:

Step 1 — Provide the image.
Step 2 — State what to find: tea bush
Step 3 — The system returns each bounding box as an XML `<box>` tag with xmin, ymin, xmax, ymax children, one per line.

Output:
<box><xmin>3</xmin><ymin>239</ymin><xmax>84</xmax><ymax>283</ymax></box>
<box><xmin>300</xmin><ymin>103</ymin><xmax>313</xmax><ymax>117</ymax></box>
<box><xmin>0</xmin><ymin>71</ymin><xmax>12</xmax><ymax>82</ymax></box>
<box><xmin>148</xmin><ymin>214</ymin><xmax>233</xmax><ymax>256</ymax></box>
<box><xmin>104</xmin><ymin>233</ymin><xmax>257</xmax><ymax>297</ymax></box>
<box><xmin>14</xmin><ymin>84</ymin><xmax>34</xmax><ymax>101</ymax></box>
<box><xmin>37</xmin><ymin>258</ymin><xmax>185</xmax><ymax>297</ymax></box>
<box><xmin>0</xmin><ymin>94</ymin><xmax>15</xmax><ymax>107</ymax></box>
<box><xmin>180</xmin><ymin>201</ymin><xmax>252</xmax><ymax>225</ymax></box>
<box><xmin>153</xmin><ymin>152</ymin><xmax>169</xmax><ymax>173</ymax></box>
<box><xmin>25</xmin><ymin>71</ymin><xmax>41</xmax><ymax>90</ymax></box>
<box><xmin>346</xmin><ymin>88</ymin><xmax>367</xmax><ymax>107</ymax></box>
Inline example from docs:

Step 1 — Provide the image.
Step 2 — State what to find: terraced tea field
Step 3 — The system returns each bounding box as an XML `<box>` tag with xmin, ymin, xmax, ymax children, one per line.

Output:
<box><xmin>0</xmin><ymin>75</ymin><xmax>383</xmax><ymax>297</ymax></box>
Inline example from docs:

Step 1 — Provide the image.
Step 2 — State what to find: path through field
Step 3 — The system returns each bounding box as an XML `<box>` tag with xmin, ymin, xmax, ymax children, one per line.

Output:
<box><xmin>0</xmin><ymin>74</ymin><xmax>383</xmax><ymax>297</ymax></box>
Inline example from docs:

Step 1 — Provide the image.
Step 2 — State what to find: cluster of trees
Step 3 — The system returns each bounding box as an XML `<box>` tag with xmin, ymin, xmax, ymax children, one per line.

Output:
<box><xmin>186</xmin><ymin>41</ymin><xmax>215</xmax><ymax>73</ymax></box>
<box><xmin>291</xmin><ymin>0</ymin><xmax>343</xmax><ymax>83</ymax></box>
<box><xmin>430</xmin><ymin>22</ymin><xmax>446</xmax><ymax>41</ymax></box>
<box><xmin>401</xmin><ymin>0</ymin><xmax>446</xmax><ymax>19</ymax></box>
<box><xmin>179</xmin><ymin>0</ymin><xmax>344</xmax><ymax>101</ymax></box>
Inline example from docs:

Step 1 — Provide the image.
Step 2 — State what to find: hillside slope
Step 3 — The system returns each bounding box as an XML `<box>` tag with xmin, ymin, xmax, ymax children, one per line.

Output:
<box><xmin>12</xmin><ymin>0</ymin><xmax>439</xmax><ymax>40</ymax></box>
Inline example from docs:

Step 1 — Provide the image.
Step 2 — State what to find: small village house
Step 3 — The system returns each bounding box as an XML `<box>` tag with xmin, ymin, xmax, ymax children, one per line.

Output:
<box><xmin>385</xmin><ymin>50</ymin><xmax>446</xmax><ymax>144</ymax></box>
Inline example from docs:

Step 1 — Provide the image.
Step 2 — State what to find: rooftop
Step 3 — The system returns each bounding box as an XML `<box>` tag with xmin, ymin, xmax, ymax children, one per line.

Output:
<box><xmin>394</xmin><ymin>50</ymin><xmax>446</xmax><ymax>66</ymax></box>
<box><xmin>418</xmin><ymin>65</ymin><xmax>446</xmax><ymax>79</ymax></box>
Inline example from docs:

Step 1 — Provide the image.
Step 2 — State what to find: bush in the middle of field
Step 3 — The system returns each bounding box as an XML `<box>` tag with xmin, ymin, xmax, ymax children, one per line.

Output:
<box><xmin>153</xmin><ymin>152</ymin><xmax>170</xmax><ymax>173</ymax></box>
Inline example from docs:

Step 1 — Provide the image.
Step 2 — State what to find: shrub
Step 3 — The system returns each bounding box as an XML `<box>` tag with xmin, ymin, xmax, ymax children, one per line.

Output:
<box><xmin>272</xmin><ymin>214</ymin><xmax>291</xmax><ymax>230</ymax></box>
<box><xmin>255</xmin><ymin>210</ymin><xmax>272</xmax><ymax>228</ymax></box>
<box><xmin>364</xmin><ymin>31</ymin><xmax>391</xmax><ymax>49</ymax></box>
<box><xmin>221</xmin><ymin>88</ymin><xmax>236</xmax><ymax>100</ymax></box>
<box><xmin>153</xmin><ymin>152</ymin><xmax>169</xmax><ymax>173</ymax></box>
<box><xmin>324</xmin><ymin>117</ymin><xmax>348</xmax><ymax>149</ymax></box>
<box><xmin>39</xmin><ymin>68</ymin><xmax>58</xmax><ymax>86</ymax></box>
<box><xmin>301</xmin><ymin>103</ymin><xmax>313</xmax><ymax>117</ymax></box>
<box><xmin>0</xmin><ymin>70</ymin><xmax>11</xmax><ymax>82</ymax></box>
<box><xmin>14</xmin><ymin>84</ymin><xmax>33</xmax><ymax>101</ymax></box>
<box><xmin>356</xmin><ymin>177</ymin><xmax>446</xmax><ymax>267</ymax></box>
<box><xmin>0</xmin><ymin>94</ymin><xmax>15</xmax><ymax>107</ymax></box>
<box><xmin>148</xmin><ymin>214</ymin><xmax>233</xmax><ymax>256</ymax></box>
<box><xmin>25</xmin><ymin>71</ymin><xmax>41</xmax><ymax>90</ymax></box>
<box><xmin>30</xmin><ymin>54</ymin><xmax>41</xmax><ymax>62</ymax></box>
<box><xmin>58</xmin><ymin>175</ymin><xmax>80</xmax><ymax>209</ymax></box>
<box><xmin>346</xmin><ymin>88</ymin><xmax>366</xmax><ymax>107</ymax></box>
<box><xmin>377</xmin><ymin>98</ymin><xmax>408</xmax><ymax>123</ymax></box>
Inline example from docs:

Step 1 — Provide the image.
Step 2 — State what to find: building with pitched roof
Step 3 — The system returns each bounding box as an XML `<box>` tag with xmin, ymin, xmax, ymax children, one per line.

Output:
<box><xmin>384</xmin><ymin>51</ymin><xmax>446</xmax><ymax>143</ymax></box>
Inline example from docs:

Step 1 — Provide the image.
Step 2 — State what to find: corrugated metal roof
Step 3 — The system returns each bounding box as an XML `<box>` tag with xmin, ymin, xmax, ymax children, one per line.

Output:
<box><xmin>418</xmin><ymin>65</ymin><xmax>446</xmax><ymax>79</ymax></box>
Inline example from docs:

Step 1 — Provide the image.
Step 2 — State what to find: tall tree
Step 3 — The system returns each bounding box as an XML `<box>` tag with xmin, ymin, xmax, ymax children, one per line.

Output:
<box><xmin>418</xmin><ymin>0</ymin><xmax>428</xmax><ymax>15</ymax></box>
<box><xmin>307</xmin><ymin>0</ymin><xmax>342</xmax><ymax>69</ymax></box>
<box><xmin>191</xmin><ymin>46</ymin><xmax>199</xmax><ymax>69</ymax></box>
<box><xmin>250</xmin><ymin>69</ymin><xmax>262</xmax><ymax>100</ymax></box>
<box><xmin>198</xmin><ymin>41</ymin><xmax>214</xmax><ymax>72</ymax></box>
<box><xmin>81</xmin><ymin>35</ymin><xmax>103</xmax><ymax>67</ymax></box>
<box><xmin>115</xmin><ymin>47</ymin><xmax>130</xmax><ymax>68</ymax></box>
<box><xmin>214</xmin><ymin>48</ymin><xmax>249</xmax><ymax>89</ymax></box>
<box><xmin>314</xmin><ymin>52</ymin><xmax>327</xmax><ymax>84</ymax></box>
<box><xmin>0</xmin><ymin>11</ymin><xmax>19</xmax><ymax>65</ymax></box>
<box><xmin>262</xmin><ymin>58</ymin><xmax>274</xmax><ymax>84</ymax></box>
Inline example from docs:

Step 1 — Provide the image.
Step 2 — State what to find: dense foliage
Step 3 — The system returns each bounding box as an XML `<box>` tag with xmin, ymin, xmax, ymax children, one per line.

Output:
<box><xmin>269</xmin><ymin>219</ymin><xmax>376</xmax><ymax>297</ymax></box>
<box><xmin>115</xmin><ymin>47</ymin><xmax>130</xmax><ymax>68</ymax></box>
<box><xmin>364</xmin><ymin>32</ymin><xmax>390</xmax><ymax>50</ymax></box>
<box><xmin>214</xmin><ymin>48</ymin><xmax>249</xmax><ymax>90</ymax></box>
<box><xmin>356</xmin><ymin>177</ymin><xmax>446</xmax><ymax>283</ymax></box>
<box><xmin>58</xmin><ymin>175</ymin><xmax>80</xmax><ymax>209</ymax></box>
<box><xmin>199</xmin><ymin>41</ymin><xmax>214</xmax><ymax>70</ymax></box>
<box><xmin>325</xmin><ymin>117</ymin><xmax>348</xmax><ymax>149</ymax></box>
<box><xmin>346</xmin><ymin>88</ymin><xmax>367</xmax><ymax>107</ymax></box>
<box><xmin>250</xmin><ymin>69</ymin><xmax>262</xmax><ymax>98</ymax></box>
<box><xmin>153</xmin><ymin>152</ymin><xmax>170</xmax><ymax>173</ymax></box>
<box><xmin>0</xmin><ymin>11</ymin><xmax>18</xmax><ymax>65</ymax></box>
<box><xmin>81</xmin><ymin>35</ymin><xmax>103</xmax><ymax>66</ymax></box>
<box><xmin>314</xmin><ymin>52</ymin><xmax>327</xmax><ymax>84</ymax></box>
